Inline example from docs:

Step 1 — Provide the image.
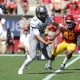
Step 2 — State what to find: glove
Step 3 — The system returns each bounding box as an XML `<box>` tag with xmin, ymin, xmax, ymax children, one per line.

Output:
<box><xmin>59</xmin><ymin>23</ymin><xmax>64</xmax><ymax>28</ymax></box>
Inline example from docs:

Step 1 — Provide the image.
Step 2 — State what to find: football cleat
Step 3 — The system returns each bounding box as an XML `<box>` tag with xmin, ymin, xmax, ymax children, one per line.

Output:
<box><xmin>18</xmin><ymin>68</ymin><xmax>23</xmax><ymax>74</ymax></box>
<box><xmin>60</xmin><ymin>63</ymin><xmax>65</xmax><ymax>70</ymax></box>
<box><xmin>43</xmin><ymin>64</ymin><xmax>52</xmax><ymax>70</ymax></box>
<box><xmin>43</xmin><ymin>67</ymin><xmax>52</xmax><ymax>70</ymax></box>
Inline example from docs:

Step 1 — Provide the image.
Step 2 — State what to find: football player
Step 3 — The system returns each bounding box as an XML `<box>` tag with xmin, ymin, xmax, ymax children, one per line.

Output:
<box><xmin>45</xmin><ymin>15</ymin><xmax>80</xmax><ymax>70</ymax></box>
<box><xmin>18</xmin><ymin>6</ymin><xmax>63</xmax><ymax>74</ymax></box>
<box><xmin>45</xmin><ymin>14</ymin><xmax>58</xmax><ymax>50</ymax></box>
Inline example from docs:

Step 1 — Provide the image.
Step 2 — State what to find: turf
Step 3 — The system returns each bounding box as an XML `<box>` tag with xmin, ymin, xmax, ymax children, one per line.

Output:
<box><xmin>0</xmin><ymin>53</ymin><xmax>80</xmax><ymax>80</ymax></box>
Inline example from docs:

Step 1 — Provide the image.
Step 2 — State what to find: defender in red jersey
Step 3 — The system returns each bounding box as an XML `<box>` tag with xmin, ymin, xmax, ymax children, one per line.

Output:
<box><xmin>44</xmin><ymin>15</ymin><xmax>80</xmax><ymax>70</ymax></box>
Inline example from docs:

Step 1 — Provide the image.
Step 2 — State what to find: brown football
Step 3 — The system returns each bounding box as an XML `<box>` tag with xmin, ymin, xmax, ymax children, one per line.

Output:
<box><xmin>43</xmin><ymin>36</ymin><xmax>53</xmax><ymax>42</ymax></box>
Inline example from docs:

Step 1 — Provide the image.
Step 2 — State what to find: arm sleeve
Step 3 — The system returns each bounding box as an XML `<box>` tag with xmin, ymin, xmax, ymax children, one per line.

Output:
<box><xmin>47</xmin><ymin>15</ymin><xmax>54</xmax><ymax>24</ymax></box>
<box><xmin>30</xmin><ymin>19</ymin><xmax>40</xmax><ymax>35</ymax></box>
<box><xmin>33</xmin><ymin>28</ymin><xmax>40</xmax><ymax>35</ymax></box>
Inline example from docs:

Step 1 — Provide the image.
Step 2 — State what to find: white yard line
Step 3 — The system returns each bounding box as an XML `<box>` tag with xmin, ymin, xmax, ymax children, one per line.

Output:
<box><xmin>43</xmin><ymin>56</ymin><xmax>80</xmax><ymax>80</ymax></box>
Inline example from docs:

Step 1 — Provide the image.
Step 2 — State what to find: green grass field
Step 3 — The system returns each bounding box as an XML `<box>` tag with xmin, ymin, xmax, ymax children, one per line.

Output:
<box><xmin>0</xmin><ymin>53</ymin><xmax>80</xmax><ymax>80</ymax></box>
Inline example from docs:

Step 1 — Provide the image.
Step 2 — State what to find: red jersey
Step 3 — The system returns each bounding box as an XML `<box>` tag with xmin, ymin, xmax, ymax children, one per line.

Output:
<box><xmin>42</xmin><ymin>0</ymin><xmax>51</xmax><ymax>4</ymax></box>
<box><xmin>0</xmin><ymin>0</ymin><xmax>4</xmax><ymax>4</ymax></box>
<box><xmin>70</xmin><ymin>8</ymin><xmax>80</xmax><ymax>15</ymax></box>
<box><xmin>49</xmin><ymin>26</ymin><xmax>57</xmax><ymax>32</ymax></box>
<box><xmin>66</xmin><ymin>2</ymin><xmax>77</xmax><ymax>9</ymax></box>
<box><xmin>47</xmin><ymin>23</ymin><xmax>57</xmax><ymax>32</ymax></box>
<box><xmin>61</xmin><ymin>23</ymin><xmax>78</xmax><ymax>43</ymax></box>
<box><xmin>76</xmin><ymin>1</ymin><xmax>80</xmax><ymax>7</ymax></box>
<box><xmin>67</xmin><ymin>3</ymin><xmax>73</xmax><ymax>9</ymax></box>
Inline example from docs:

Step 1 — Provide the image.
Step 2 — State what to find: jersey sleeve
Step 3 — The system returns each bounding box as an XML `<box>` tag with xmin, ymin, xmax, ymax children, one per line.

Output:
<box><xmin>30</xmin><ymin>17</ymin><xmax>38</xmax><ymax>28</ymax></box>
<box><xmin>30</xmin><ymin>17</ymin><xmax>40</xmax><ymax>35</ymax></box>
<box><xmin>33</xmin><ymin>29</ymin><xmax>40</xmax><ymax>35</ymax></box>
<box><xmin>47</xmin><ymin>15</ymin><xmax>54</xmax><ymax>24</ymax></box>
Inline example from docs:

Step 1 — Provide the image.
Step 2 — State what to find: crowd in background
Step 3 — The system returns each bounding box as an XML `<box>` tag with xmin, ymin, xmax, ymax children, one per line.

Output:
<box><xmin>0</xmin><ymin>0</ymin><xmax>80</xmax><ymax>15</ymax></box>
<box><xmin>0</xmin><ymin>14</ymin><xmax>30</xmax><ymax>54</ymax></box>
<box><xmin>37</xmin><ymin>0</ymin><xmax>80</xmax><ymax>15</ymax></box>
<box><xmin>0</xmin><ymin>17</ymin><xmax>15</xmax><ymax>54</ymax></box>
<box><xmin>0</xmin><ymin>0</ymin><xmax>28</xmax><ymax>15</ymax></box>
<box><xmin>0</xmin><ymin>0</ymin><xmax>80</xmax><ymax>54</ymax></box>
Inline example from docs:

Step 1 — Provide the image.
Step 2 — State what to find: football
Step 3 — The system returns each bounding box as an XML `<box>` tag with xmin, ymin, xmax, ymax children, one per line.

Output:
<box><xmin>43</xmin><ymin>36</ymin><xmax>53</xmax><ymax>42</ymax></box>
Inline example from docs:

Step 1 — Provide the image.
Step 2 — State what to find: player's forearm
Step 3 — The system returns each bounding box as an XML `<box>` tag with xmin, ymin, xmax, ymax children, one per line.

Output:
<box><xmin>52</xmin><ymin>29</ymin><xmax>61</xmax><ymax>40</ymax></box>
<box><xmin>46</xmin><ymin>25</ymin><xmax>52</xmax><ymax>29</ymax></box>
<box><xmin>52</xmin><ymin>34</ymin><xmax>57</xmax><ymax>40</ymax></box>
<box><xmin>36</xmin><ymin>35</ymin><xmax>47</xmax><ymax>44</ymax></box>
<box><xmin>53</xmin><ymin>22</ymin><xmax>59</xmax><ymax>27</ymax></box>
<box><xmin>53</xmin><ymin>21</ymin><xmax>64</xmax><ymax>28</ymax></box>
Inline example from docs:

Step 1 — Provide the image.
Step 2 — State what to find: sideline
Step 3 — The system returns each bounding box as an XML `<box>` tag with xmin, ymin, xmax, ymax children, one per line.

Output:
<box><xmin>43</xmin><ymin>56</ymin><xmax>80</xmax><ymax>80</ymax></box>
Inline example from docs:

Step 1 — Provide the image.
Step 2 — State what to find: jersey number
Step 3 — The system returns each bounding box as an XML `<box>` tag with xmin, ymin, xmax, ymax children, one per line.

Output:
<box><xmin>64</xmin><ymin>32</ymin><xmax>75</xmax><ymax>40</ymax></box>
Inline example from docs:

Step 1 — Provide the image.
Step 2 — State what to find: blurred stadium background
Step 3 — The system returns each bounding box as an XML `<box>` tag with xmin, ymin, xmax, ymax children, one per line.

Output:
<box><xmin>0</xmin><ymin>0</ymin><xmax>80</xmax><ymax>52</ymax></box>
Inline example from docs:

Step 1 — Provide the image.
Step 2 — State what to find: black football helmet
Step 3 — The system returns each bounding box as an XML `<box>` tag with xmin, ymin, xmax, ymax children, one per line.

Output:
<box><xmin>35</xmin><ymin>6</ymin><xmax>47</xmax><ymax>20</ymax></box>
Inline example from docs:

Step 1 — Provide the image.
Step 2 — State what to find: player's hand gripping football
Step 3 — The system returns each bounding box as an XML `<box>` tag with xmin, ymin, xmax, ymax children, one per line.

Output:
<box><xmin>46</xmin><ymin>39</ymin><xmax>52</xmax><ymax>44</ymax></box>
<box><xmin>43</xmin><ymin>36</ymin><xmax>53</xmax><ymax>44</ymax></box>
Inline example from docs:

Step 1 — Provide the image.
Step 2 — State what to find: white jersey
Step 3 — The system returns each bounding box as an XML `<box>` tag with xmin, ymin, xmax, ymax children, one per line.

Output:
<box><xmin>30</xmin><ymin>14</ymin><xmax>54</xmax><ymax>36</ymax></box>
<box><xmin>1</xmin><ymin>31</ymin><xmax>14</xmax><ymax>44</ymax></box>
<box><xmin>20</xmin><ymin>34</ymin><xmax>30</xmax><ymax>49</ymax></box>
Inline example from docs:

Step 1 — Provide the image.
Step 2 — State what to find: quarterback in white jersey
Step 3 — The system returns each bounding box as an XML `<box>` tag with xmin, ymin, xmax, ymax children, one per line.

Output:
<box><xmin>30</xmin><ymin>14</ymin><xmax>54</xmax><ymax>36</ymax></box>
<box><xmin>18</xmin><ymin>6</ymin><xmax>63</xmax><ymax>74</ymax></box>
